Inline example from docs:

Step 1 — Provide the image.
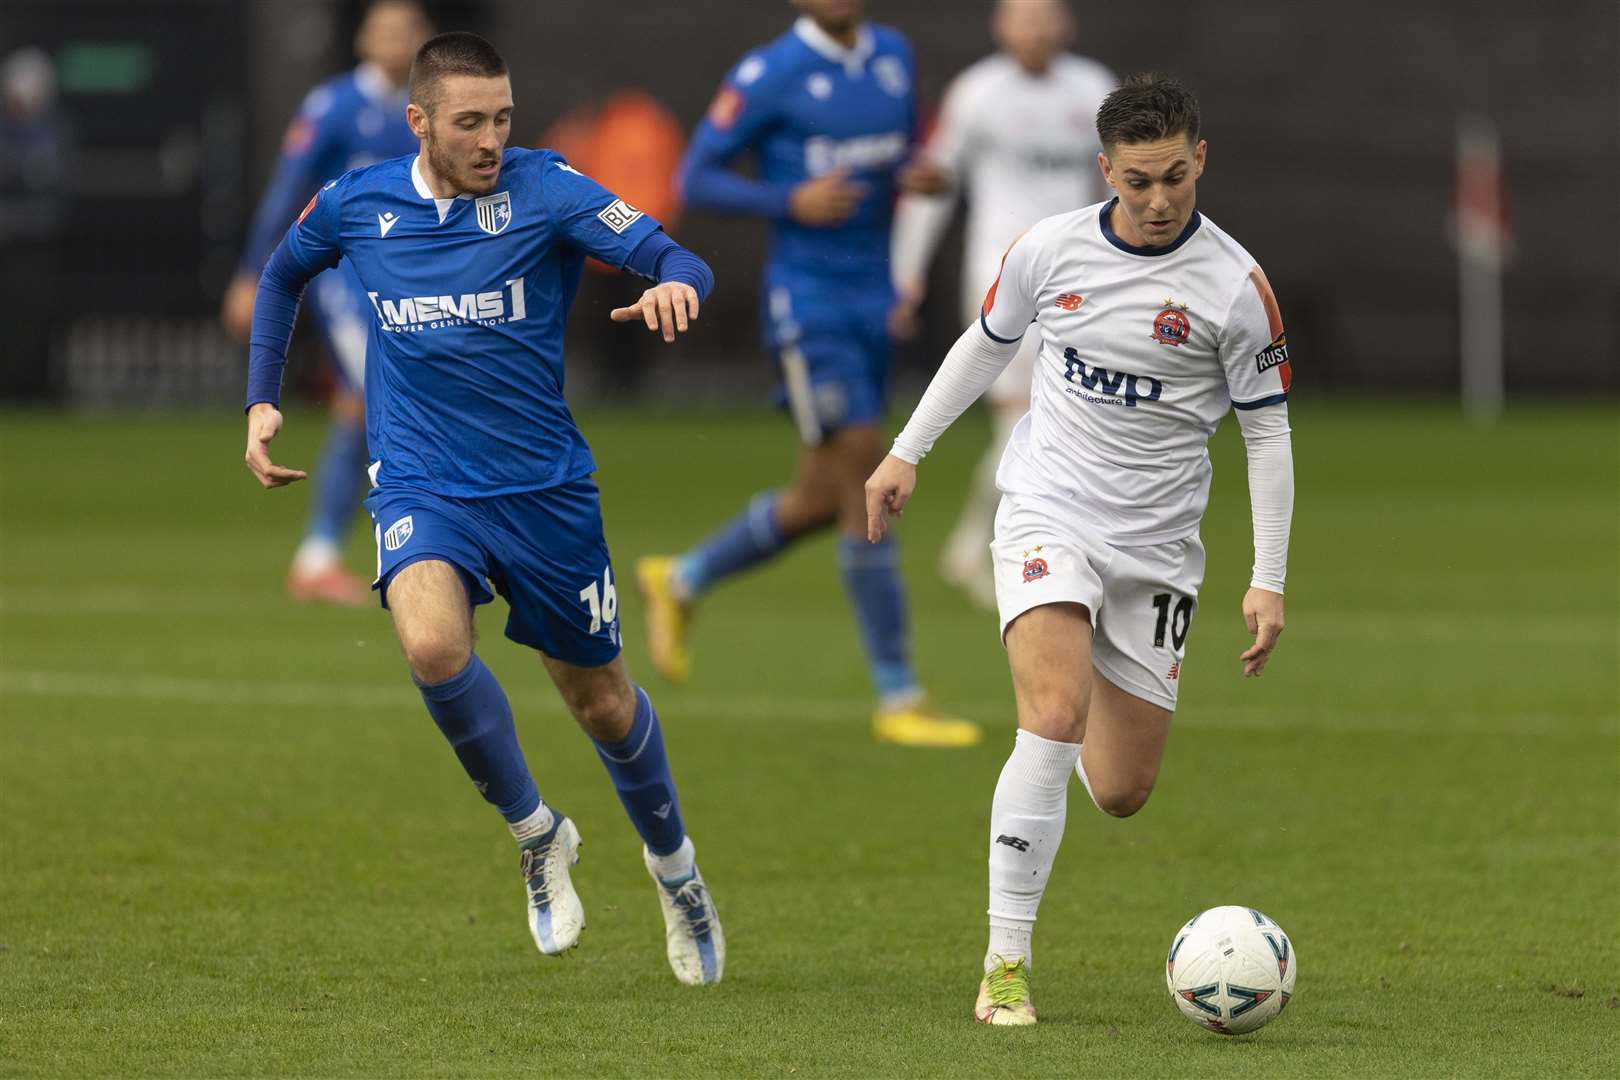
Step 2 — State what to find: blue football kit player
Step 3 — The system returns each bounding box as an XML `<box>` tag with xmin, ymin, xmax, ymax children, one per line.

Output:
<box><xmin>241</xmin><ymin>33</ymin><xmax>724</xmax><ymax>985</ymax></box>
<box><xmin>224</xmin><ymin>1</ymin><xmax>429</xmax><ymax>606</ymax></box>
<box><xmin>636</xmin><ymin>0</ymin><xmax>981</xmax><ymax>749</ymax></box>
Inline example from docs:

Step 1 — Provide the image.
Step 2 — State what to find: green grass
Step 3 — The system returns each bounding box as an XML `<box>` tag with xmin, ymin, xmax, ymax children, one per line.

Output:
<box><xmin>1</xmin><ymin>399</ymin><xmax>1616</xmax><ymax>1077</ymax></box>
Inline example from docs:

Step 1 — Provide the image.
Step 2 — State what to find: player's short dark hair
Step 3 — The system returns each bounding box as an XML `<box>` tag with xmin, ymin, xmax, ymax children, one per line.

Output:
<box><xmin>408</xmin><ymin>32</ymin><xmax>507</xmax><ymax>114</ymax></box>
<box><xmin>1095</xmin><ymin>74</ymin><xmax>1201</xmax><ymax>150</ymax></box>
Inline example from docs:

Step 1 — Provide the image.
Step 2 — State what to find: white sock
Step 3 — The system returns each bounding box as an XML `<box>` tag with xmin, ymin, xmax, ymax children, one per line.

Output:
<box><xmin>1074</xmin><ymin>743</ymin><xmax>1102</xmax><ymax>812</ymax></box>
<box><xmin>291</xmin><ymin>536</ymin><xmax>342</xmax><ymax>573</ymax></box>
<box><xmin>986</xmin><ymin>728</ymin><xmax>1080</xmax><ymax>972</ymax></box>
<box><xmin>646</xmin><ymin>835</ymin><xmax>696</xmax><ymax>881</ymax></box>
<box><xmin>508</xmin><ymin>802</ymin><xmax>556</xmax><ymax>845</ymax></box>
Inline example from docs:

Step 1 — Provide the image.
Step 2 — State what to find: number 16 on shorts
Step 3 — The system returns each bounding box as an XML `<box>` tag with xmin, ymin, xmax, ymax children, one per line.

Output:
<box><xmin>579</xmin><ymin>566</ymin><xmax>619</xmax><ymax>644</ymax></box>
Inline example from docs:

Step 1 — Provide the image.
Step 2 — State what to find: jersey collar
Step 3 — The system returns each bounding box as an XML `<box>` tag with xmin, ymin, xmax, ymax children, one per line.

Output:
<box><xmin>410</xmin><ymin>154</ymin><xmax>471</xmax><ymax>224</ymax></box>
<box><xmin>353</xmin><ymin>62</ymin><xmax>404</xmax><ymax>106</ymax></box>
<box><xmin>1098</xmin><ymin>197</ymin><xmax>1202</xmax><ymax>257</ymax></box>
<box><xmin>793</xmin><ymin>15</ymin><xmax>875</xmax><ymax>77</ymax></box>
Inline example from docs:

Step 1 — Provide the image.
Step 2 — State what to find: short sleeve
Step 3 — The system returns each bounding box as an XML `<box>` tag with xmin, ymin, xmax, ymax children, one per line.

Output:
<box><xmin>541</xmin><ymin>155</ymin><xmax>662</xmax><ymax>268</ymax></box>
<box><xmin>978</xmin><ymin>229</ymin><xmax>1042</xmax><ymax>343</ymax></box>
<box><xmin>1221</xmin><ymin>265</ymin><xmax>1292</xmax><ymax>411</ymax></box>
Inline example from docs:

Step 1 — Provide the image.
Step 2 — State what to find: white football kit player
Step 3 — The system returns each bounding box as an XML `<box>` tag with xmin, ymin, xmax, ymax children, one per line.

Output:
<box><xmin>892</xmin><ymin>53</ymin><xmax>1116</xmax><ymax>404</ymax></box>
<box><xmin>892</xmin><ymin>198</ymin><xmax>1294</xmax><ymax>708</ymax></box>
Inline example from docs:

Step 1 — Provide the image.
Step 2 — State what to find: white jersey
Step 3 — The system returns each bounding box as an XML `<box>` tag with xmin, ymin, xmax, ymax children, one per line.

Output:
<box><xmin>978</xmin><ymin>199</ymin><xmax>1292</xmax><ymax>545</ymax></box>
<box><xmin>891</xmin><ymin>53</ymin><xmax>1117</xmax><ymax>324</ymax></box>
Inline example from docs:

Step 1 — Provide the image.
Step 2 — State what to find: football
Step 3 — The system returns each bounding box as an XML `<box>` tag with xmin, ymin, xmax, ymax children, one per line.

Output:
<box><xmin>1166</xmin><ymin>905</ymin><xmax>1297</xmax><ymax>1035</ymax></box>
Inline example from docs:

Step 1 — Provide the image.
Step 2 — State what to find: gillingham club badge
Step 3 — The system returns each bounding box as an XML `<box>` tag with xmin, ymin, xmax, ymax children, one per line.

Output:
<box><xmin>475</xmin><ymin>190</ymin><xmax>512</xmax><ymax>235</ymax></box>
<box><xmin>1022</xmin><ymin>547</ymin><xmax>1050</xmax><ymax>583</ymax></box>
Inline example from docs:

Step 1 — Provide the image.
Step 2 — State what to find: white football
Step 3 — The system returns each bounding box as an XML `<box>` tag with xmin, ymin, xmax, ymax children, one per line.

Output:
<box><xmin>1166</xmin><ymin>905</ymin><xmax>1297</xmax><ymax>1035</ymax></box>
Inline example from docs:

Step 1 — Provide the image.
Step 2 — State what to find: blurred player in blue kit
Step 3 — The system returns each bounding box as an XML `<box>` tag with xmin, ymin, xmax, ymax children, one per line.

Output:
<box><xmin>241</xmin><ymin>32</ymin><xmax>725</xmax><ymax>985</ymax></box>
<box><xmin>636</xmin><ymin>0</ymin><xmax>982</xmax><ymax>749</ymax></box>
<box><xmin>223</xmin><ymin>0</ymin><xmax>431</xmax><ymax>606</ymax></box>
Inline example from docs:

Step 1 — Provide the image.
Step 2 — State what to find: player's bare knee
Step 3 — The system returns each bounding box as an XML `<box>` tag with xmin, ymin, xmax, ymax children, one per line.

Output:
<box><xmin>1092</xmin><ymin>781</ymin><xmax>1153</xmax><ymax>818</ymax></box>
<box><xmin>403</xmin><ymin>636</ymin><xmax>471</xmax><ymax>686</ymax></box>
<box><xmin>565</xmin><ymin>680</ymin><xmax>636</xmax><ymax>741</ymax></box>
<box><xmin>1020</xmin><ymin>703</ymin><xmax>1083</xmax><ymax>744</ymax></box>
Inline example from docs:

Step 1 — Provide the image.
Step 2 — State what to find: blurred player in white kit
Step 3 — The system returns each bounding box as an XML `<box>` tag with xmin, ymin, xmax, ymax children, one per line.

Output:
<box><xmin>890</xmin><ymin>0</ymin><xmax>1115</xmax><ymax>607</ymax></box>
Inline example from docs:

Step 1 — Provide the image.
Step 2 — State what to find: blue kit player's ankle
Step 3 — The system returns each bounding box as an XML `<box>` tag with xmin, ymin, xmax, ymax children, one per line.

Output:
<box><xmin>416</xmin><ymin>654</ymin><xmax>542</xmax><ymax>823</ymax></box>
<box><xmin>676</xmin><ymin>490</ymin><xmax>790</xmax><ymax>597</ymax></box>
<box><xmin>837</xmin><ymin>534</ymin><xmax>921</xmax><ymax>700</ymax></box>
<box><xmin>592</xmin><ymin>685</ymin><xmax>685</xmax><ymax>855</ymax></box>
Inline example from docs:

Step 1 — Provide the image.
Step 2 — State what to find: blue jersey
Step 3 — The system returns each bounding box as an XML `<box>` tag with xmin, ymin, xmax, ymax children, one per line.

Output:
<box><xmin>248</xmin><ymin>147</ymin><xmax>711</xmax><ymax>497</ymax></box>
<box><xmin>679</xmin><ymin>16</ymin><xmax>917</xmax><ymax>281</ymax></box>
<box><xmin>239</xmin><ymin>63</ymin><xmax>416</xmax><ymax>275</ymax></box>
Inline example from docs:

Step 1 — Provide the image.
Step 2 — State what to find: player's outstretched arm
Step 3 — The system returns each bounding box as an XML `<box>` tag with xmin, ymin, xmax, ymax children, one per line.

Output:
<box><xmin>244</xmin><ymin>402</ymin><xmax>307</xmax><ymax>488</ymax></box>
<box><xmin>864</xmin><ymin>455</ymin><xmax>917</xmax><ymax>543</ymax></box>
<box><xmin>610</xmin><ymin>283</ymin><xmax>700</xmax><ymax>344</ymax></box>
<box><xmin>1240</xmin><ymin>588</ymin><xmax>1285</xmax><ymax>677</ymax></box>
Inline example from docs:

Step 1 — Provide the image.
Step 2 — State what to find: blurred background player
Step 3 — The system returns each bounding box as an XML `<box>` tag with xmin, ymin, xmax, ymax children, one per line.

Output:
<box><xmin>867</xmin><ymin>74</ymin><xmax>1294</xmax><ymax>1025</ymax></box>
<box><xmin>222</xmin><ymin>0</ymin><xmax>432</xmax><ymax>605</ymax></box>
<box><xmin>636</xmin><ymin>0</ymin><xmax>980</xmax><ymax>749</ymax></box>
<box><xmin>890</xmin><ymin>0</ymin><xmax>1115</xmax><ymax>609</ymax></box>
<box><xmin>243</xmin><ymin>32</ymin><xmax>724</xmax><ymax>984</ymax></box>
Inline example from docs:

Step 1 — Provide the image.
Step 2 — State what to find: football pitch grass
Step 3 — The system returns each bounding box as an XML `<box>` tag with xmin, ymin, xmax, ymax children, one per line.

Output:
<box><xmin>1</xmin><ymin>399</ymin><xmax>1616</xmax><ymax>1077</ymax></box>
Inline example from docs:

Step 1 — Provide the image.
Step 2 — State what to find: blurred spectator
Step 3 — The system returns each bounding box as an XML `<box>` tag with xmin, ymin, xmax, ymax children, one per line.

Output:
<box><xmin>0</xmin><ymin>47</ymin><xmax>75</xmax><ymax>398</ymax></box>
<box><xmin>539</xmin><ymin>90</ymin><xmax>684</xmax><ymax>395</ymax></box>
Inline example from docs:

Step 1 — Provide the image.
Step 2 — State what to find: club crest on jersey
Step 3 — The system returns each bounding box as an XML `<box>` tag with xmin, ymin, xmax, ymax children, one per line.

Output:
<box><xmin>1152</xmin><ymin>300</ymin><xmax>1192</xmax><ymax>346</ymax></box>
<box><xmin>474</xmin><ymin>191</ymin><xmax>512</xmax><ymax>235</ymax></box>
<box><xmin>1022</xmin><ymin>547</ymin><xmax>1050</xmax><ymax>583</ymax></box>
<box><xmin>873</xmin><ymin>55</ymin><xmax>910</xmax><ymax>97</ymax></box>
<box><xmin>383</xmin><ymin>516</ymin><xmax>413</xmax><ymax>552</ymax></box>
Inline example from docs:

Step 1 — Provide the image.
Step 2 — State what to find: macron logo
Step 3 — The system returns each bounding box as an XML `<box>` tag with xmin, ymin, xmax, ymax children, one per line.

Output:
<box><xmin>377</xmin><ymin>212</ymin><xmax>399</xmax><ymax>237</ymax></box>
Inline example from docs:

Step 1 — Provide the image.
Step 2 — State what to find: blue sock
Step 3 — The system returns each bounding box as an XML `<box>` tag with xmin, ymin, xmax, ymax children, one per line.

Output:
<box><xmin>417</xmin><ymin>655</ymin><xmax>542</xmax><ymax>823</ymax></box>
<box><xmin>675</xmin><ymin>491</ymin><xmax>793</xmax><ymax>596</ymax></box>
<box><xmin>306</xmin><ymin>418</ymin><xmax>368</xmax><ymax>546</ymax></box>
<box><xmin>837</xmin><ymin>535</ymin><xmax>920</xmax><ymax>702</ymax></box>
<box><xmin>592</xmin><ymin>686</ymin><xmax>685</xmax><ymax>856</ymax></box>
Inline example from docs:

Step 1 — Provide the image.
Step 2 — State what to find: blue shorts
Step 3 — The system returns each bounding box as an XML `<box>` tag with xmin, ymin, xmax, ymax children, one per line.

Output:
<box><xmin>365</xmin><ymin>477</ymin><xmax>621</xmax><ymax>667</ymax></box>
<box><xmin>308</xmin><ymin>260</ymin><xmax>371</xmax><ymax>394</ymax></box>
<box><xmin>762</xmin><ymin>270</ymin><xmax>893</xmax><ymax>445</ymax></box>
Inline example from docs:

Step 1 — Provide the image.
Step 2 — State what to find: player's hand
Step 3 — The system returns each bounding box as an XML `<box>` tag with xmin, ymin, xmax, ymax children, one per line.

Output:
<box><xmin>610</xmin><ymin>283</ymin><xmax>700</xmax><ymax>343</ymax></box>
<box><xmin>221</xmin><ymin>273</ymin><xmax>259</xmax><ymax>343</ymax></box>
<box><xmin>897</xmin><ymin>157</ymin><xmax>950</xmax><ymax>196</ymax></box>
<box><xmin>864</xmin><ymin>454</ymin><xmax>917</xmax><ymax>543</ymax></box>
<box><xmin>789</xmin><ymin>168</ymin><xmax>866</xmax><ymax>227</ymax></box>
<box><xmin>1240</xmin><ymin>587</ymin><xmax>1285</xmax><ymax>677</ymax></box>
<box><xmin>888</xmin><ymin>286</ymin><xmax>923</xmax><ymax>341</ymax></box>
<box><xmin>244</xmin><ymin>402</ymin><xmax>308</xmax><ymax>489</ymax></box>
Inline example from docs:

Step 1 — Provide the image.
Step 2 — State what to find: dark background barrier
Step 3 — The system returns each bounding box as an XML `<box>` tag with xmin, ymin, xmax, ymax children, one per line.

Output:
<box><xmin>2</xmin><ymin>0</ymin><xmax>1615</xmax><ymax>403</ymax></box>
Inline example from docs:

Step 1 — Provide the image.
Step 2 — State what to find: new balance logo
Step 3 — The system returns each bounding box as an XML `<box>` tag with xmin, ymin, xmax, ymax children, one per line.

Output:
<box><xmin>377</xmin><ymin>211</ymin><xmax>399</xmax><ymax>237</ymax></box>
<box><xmin>653</xmin><ymin>802</ymin><xmax>672</xmax><ymax>820</ymax></box>
<box><xmin>1054</xmin><ymin>293</ymin><xmax>1083</xmax><ymax>311</ymax></box>
<box><xmin>995</xmin><ymin>834</ymin><xmax>1029</xmax><ymax>852</ymax></box>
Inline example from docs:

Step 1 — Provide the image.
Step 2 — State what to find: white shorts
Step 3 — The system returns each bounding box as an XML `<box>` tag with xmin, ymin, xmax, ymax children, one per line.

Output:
<box><xmin>991</xmin><ymin>493</ymin><xmax>1207</xmax><ymax>711</ymax></box>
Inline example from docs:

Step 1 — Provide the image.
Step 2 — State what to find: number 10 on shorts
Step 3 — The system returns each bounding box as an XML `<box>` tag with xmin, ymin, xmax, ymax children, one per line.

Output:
<box><xmin>1151</xmin><ymin>592</ymin><xmax>1193</xmax><ymax>650</ymax></box>
<box><xmin>579</xmin><ymin>566</ymin><xmax>618</xmax><ymax>634</ymax></box>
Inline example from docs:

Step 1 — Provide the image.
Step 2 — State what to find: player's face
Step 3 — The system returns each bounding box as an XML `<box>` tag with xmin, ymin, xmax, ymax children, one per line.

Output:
<box><xmin>1099</xmin><ymin>136</ymin><xmax>1206</xmax><ymax>247</ymax></box>
<box><xmin>357</xmin><ymin>2</ymin><xmax>432</xmax><ymax>85</ymax></box>
<box><xmin>992</xmin><ymin>0</ymin><xmax>1071</xmax><ymax>71</ymax></box>
<box><xmin>412</xmin><ymin>75</ymin><xmax>514</xmax><ymax>196</ymax></box>
<box><xmin>793</xmin><ymin>0</ymin><xmax>864</xmax><ymax>34</ymax></box>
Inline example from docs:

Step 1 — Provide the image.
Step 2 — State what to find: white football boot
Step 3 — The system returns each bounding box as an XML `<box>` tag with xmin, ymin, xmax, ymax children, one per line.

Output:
<box><xmin>519</xmin><ymin>816</ymin><xmax>584</xmax><ymax>955</ymax></box>
<box><xmin>644</xmin><ymin>847</ymin><xmax>724</xmax><ymax>985</ymax></box>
